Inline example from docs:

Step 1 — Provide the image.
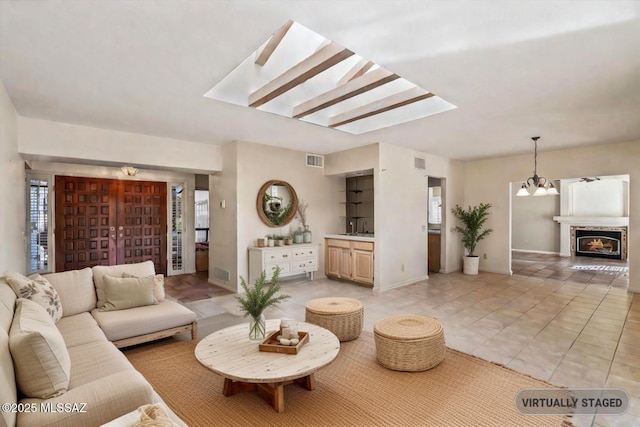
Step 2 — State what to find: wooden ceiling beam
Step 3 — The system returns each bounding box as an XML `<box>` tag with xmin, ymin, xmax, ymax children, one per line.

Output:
<box><xmin>249</xmin><ymin>41</ymin><xmax>354</xmax><ymax>108</ymax></box>
<box><xmin>328</xmin><ymin>87</ymin><xmax>435</xmax><ymax>128</ymax></box>
<box><xmin>336</xmin><ymin>59</ymin><xmax>374</xmax><ymax>87</ymax></box>
<box><xmin>254</xmin><ymin>20</ymin><xmax>294</xmax><ymax>66</ymax></box>
<box><xmin>292</xmin><ymin>68</ymin><xmax>399</xmax><ymax>119</ymax></box>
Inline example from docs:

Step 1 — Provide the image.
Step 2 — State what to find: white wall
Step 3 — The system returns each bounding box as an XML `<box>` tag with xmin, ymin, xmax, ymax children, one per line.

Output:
<box><xmin>377</xmin><ymin>143</ymin><xmax>430</xmax><ymax>290</ymax></box>
<box><xmin>511</xmin><ymin>183</ymin><xmax>560</xmax><ymax>253</ymax></box>
<box><xmin>209</xmin><ymin>143</ymin><xmax>239</xmax><ymax>291</ymax></box>
<box><xmin>464</xmin><ymin>140</ymin><xmax>640</xmax><ymax>292</ymax></box>
<box><xmin>210</xmin><ymin>141</ymin><xmax>343</xmax><ymax>292</ymax></box>
<box><xmin>568</xmin><ymin>178</ymin><xmax>628</xmax><ymax>217</ymax></box>
<box><xmin>18</xmin><ymin>117</ymin><xmax>223</xmax><ymax>173</ymax></box>
<box><xmin>0</xmin><ymin>81</ymin><xmax>25</xmax><ymax>272</ymax></box>
<box><xmin>324</xmin><ymin>143</ymin><xmax>379</xmax><ymax>176</ymax></box>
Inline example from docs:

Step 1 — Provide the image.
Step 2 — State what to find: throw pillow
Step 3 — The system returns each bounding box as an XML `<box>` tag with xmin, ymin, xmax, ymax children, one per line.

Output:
<box><xmin>122</xmin><ymin>273</ymin><xmax>166</xmax><ymax>302</ymax></box>
<box><xmin>9</xmin><ymin>298</ymin><xmax>71</xmax><ymax>398</ymax></box>
<box><xmin>99</xmin><ymin>275</ymin><xmax>157</xmax><ymax>312</ymax></box>
<box><xmin>5</xmin><ymin>271</ymin><xmax>63</xmax><ymax>322</ymax></box>
<box><xmin>133</xmin><ymin>404</ymin><xmax>178</xmax><ymax>427</ymax></box>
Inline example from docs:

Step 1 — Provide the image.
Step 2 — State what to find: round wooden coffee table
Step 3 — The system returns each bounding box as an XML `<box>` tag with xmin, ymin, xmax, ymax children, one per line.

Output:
<box><xmin>195</xmin><ymin>319</ymin><xmax>340</xmax><ymax>412</ymax></box>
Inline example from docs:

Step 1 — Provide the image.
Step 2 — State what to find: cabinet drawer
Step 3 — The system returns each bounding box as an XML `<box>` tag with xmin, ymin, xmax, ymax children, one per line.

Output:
<box><xmin>292</xmin><ymin>258</ymin><xmax>318</xmax><ymax>272</ymax></box>
<box><xmin>326</xmin><ymin>239</ymin><xmax>351</xmax><ymax>249</ymax></box>
<box><xmin>352</xmin><ymin>241</ymin><xmax>374</xmax><ymax>251</ymax></box>
<box><xmin>292</xmin><ymin>247</ymin><xmax>317</xmax><ymax>258</ymax></box>
<box><xmin>266</xmin><ymin>262</ymin><xmax>291</xmax><ymax>276</ymax></box>
<box><xmin>264</xmin><ymin>250</ymin><xmax>291</xmax><ymax>262</ymax></box>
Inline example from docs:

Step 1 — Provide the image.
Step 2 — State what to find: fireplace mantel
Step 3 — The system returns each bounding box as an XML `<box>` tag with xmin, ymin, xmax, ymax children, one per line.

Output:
<box><xmin>553</xmin><ymin>216</ymin><xmax>629</xmax><ymax>226</ymax></box>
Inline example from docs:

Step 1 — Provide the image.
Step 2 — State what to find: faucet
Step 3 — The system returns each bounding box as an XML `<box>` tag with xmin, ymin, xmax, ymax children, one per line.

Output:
<box><xmin>349</xmin><ymin>221</ymin><xmax>355</xmax><ymax>234</ymax></box>
<box><xmin>362</xmin><ymin>220</ymin><xmax>367</xmax><ymax>233</ymax></box>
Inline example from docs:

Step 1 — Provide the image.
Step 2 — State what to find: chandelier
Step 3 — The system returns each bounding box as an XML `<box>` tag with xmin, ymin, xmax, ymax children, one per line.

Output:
<box><xmin>516</xmin><ymin>137</ymin><xmax>558</xmax><ymax>196</ymax></box>
<box><xmin>121</xmin><ymin>166</ymin><xmax>139</xmax><ymax>176</ymax></box>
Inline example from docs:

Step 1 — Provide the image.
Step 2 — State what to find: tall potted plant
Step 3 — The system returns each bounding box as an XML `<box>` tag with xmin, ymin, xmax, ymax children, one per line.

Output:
<box><xmin>451</xmin><ymin>203</ymin><xmax>493</xmax><ymax>275</ymax></box>
<box><xmin>236</xmin><ymin>266</ymin><xmax>290</xmax><ymax>341</ymax></box>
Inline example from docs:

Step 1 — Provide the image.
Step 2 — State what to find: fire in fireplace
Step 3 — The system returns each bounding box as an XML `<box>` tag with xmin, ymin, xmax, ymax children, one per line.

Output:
<box><xmin>571</xmin><ymin>226</ymin><xmax>627</xmax><ymax>261</ymax></box>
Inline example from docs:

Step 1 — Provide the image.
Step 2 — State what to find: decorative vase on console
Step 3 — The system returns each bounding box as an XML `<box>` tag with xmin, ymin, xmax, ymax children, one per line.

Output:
<box><xmin>303</xmin><ymin>225</ymin><xmax>312</xmax><ymax>243</ymax></box>
<box><xmin>296</xmin><ymin>200</ymin><xmax>311</xmax><ymax>244</ymax></box>
<box><xmin>236</xmin><ymin>266</ymin><xmax>290</xmax><ymax>342</ymax></box>
<box><xmin>293</xmin><ymin>227</ymin><xmax>304</xmax><ymax>244</ymax></box>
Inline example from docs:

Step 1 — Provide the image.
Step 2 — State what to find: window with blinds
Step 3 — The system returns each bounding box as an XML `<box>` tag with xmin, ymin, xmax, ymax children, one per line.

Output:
<box><xmin>195</xmin><ymin>190</ymin><xmax>209</xmax><ymax>243</ymax></box>
<box><xmin>170</xmin><ymin>184</ymin><xmax>184</xmax><ymax>274</ymax></box>
<box><xmin>428</xmin><ymin>187</ymin><xmax>442</xmax><ymax>225</ymax></box>
<box><xmin>27</xmin><ymin>175</ymin><xmax>51</xmax><ymax>274</ymax></box>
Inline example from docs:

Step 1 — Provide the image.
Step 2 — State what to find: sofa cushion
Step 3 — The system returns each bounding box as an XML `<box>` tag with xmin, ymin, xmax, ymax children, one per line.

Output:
<box><xmin>0</xmin><ymin>280</ymin><xmax>18</xmax><ymax>427</ymax></box>
<box><xmin>123</xmin><ymin>272</ymin><xmax>166</xmax><ymax>302</ymax></box>
<box><xmin>93</xmin><ymin>261</ymin><xmax>156</xmax><ymax>309</ymax></box>
<box><xmin>44</xmin><ymin>267</ymin><xmax>96</xmax><ymax>317</ymax></box>
<box><xmin>92</xmin><ymin>300</ymin><xmax>196</xmax><ymax>341</ymax></box>
<box><xmin>68</xmin><ymin>340</ymin><xmax>138</xmax><ymax>386</ymax></box>
<box><xmin>9</xmin><ymin>298</ymin><xmax>71</xmax><ymax>398</ymax></box>
<box><xmin>5</xmin><ymin>271</ymin><xmax>63</xmax><ymax>322</ymax></box>
<box><xmin>56</xmin><ymin>312</ymin><xmax>108</xmax><ymax>348</ymax></box>
<box><xmin>99</xmin><ymin>275</ymin><xmax>157</xmax><ymax>311</ymax></box>
<box><xmin>18</xmin><ymin>370</ymin><xmax>155</xmax><ymax>427</ymax></box>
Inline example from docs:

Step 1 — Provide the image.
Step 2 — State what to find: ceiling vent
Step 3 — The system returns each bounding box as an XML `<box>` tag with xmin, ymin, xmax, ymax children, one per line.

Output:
<box><xmin>306</xmin><ymin>153</ymin><xmax>324</xmax><ymax>168</ymax></box>
<box><xmin>414</xmin><ymin>157</ymin><xmax>426</xmax><ymax>170</ymax></box>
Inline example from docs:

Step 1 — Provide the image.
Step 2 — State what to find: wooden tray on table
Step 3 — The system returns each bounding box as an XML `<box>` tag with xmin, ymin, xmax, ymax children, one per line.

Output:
<box><xmin>259</xmin><ymin>330</ymin><xmax>309</xmax><ymax>354</ymax></box>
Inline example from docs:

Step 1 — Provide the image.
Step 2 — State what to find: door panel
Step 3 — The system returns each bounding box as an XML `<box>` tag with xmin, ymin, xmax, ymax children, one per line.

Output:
<box><xmin>55</xmin><ymin>176</ymin><xmax>167</xmax><ymax>274</ymax></box>
<box><xmin>117</xmin><ymin>180</ymin><xmax>167</xmax><ymax>273</ymax></box>
<box><xmin>55</xmin><ymin>176</ymin><xmax>116</xmax><ymax>271</ymax></box>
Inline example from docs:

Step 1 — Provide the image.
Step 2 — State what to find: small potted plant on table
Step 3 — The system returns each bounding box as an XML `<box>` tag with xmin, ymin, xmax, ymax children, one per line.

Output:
<box><xmin>236</xmin><ymin>266</ymin><xmax>290</xmax><ymax>341</ymax></box>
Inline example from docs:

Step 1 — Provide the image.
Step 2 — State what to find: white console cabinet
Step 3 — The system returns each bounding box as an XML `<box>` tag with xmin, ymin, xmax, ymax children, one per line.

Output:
<box><xmin>248</xmin><ymin>244</ymin><xmax>319</xmax><ymax>284</ymax></box>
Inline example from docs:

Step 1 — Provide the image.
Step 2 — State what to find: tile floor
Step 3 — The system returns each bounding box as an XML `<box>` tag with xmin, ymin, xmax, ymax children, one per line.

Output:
<box><xmin>166</xmin><ymin>255</ymin><xmax>639</xmax><ymax>427</ymax></box>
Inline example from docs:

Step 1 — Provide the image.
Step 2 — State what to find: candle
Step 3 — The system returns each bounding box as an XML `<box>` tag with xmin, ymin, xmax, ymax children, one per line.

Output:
<box><xmin>281</xmin><ymin>326</ymin><xmax>291</xmax><ymax>339</ymax></box>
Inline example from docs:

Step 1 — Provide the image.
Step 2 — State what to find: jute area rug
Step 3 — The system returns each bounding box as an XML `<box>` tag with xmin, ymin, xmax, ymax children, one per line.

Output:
<box><xmin>124</xmin><ymin>331</ymin><xmax>572</xmax><ymax>427</ymax></box>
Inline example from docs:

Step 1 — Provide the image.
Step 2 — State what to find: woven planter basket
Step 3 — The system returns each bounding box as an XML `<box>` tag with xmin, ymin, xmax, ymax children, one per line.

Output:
<box><xmin>374</xmin><ymin>315</ymin><xmax>445</xmax><ymax>371</ymax></box>
<box><xmin>305</xmin><ymin>297</ymin><xmax>363</xmax><ymax>342</ymax></box>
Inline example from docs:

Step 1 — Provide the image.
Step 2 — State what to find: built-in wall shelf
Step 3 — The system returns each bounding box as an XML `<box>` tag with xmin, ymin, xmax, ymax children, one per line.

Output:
<box><xmin>344</xmin><ymin>175</ymin><xmax>374</xmax><ymax>234</ymax></box>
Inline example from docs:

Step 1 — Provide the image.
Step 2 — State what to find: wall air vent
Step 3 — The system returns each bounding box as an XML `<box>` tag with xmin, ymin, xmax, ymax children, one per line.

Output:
<box><xmin>213</xmin><ymin>267</ymin><xmax>230</xmax><ymax>281</ymax></box>
<box><xmin>306</xmin><ymin>153</ymin><xmax>324</xmax><ymax>168</ymax></box>
<box><xmin>414</xmin><ymin>157</ymin><xmax>426</xmax><ymax>170</ymax></box>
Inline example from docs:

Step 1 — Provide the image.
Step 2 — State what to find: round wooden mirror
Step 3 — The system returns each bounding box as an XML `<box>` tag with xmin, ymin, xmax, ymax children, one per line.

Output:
<box><xmin>256</xmin><ymin>180</ymin><xmax>298</xmax><ymax>227</ymax></box>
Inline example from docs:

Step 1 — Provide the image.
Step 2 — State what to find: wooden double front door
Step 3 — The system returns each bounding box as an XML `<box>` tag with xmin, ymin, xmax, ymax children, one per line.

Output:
<box><xmin>55</xmin><ymin>176</ymin><xmax>167</xmax><ymax>274</ymax></box>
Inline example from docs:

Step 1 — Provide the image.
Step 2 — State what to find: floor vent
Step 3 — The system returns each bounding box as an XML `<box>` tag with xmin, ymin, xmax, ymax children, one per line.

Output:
<box><xmin>306</xmin><ymin>153</ymin><xmax>324</xmax><ymax>168</ymax></box>
<box><xmin>414</xmin><ymin>157</ymin><xmax>426</xmax><ymax>169</ymax></box>
<box><xmin>213</xmin><ymin>267</ymin><xmax>230</xmax><ymax>281</ymax></box>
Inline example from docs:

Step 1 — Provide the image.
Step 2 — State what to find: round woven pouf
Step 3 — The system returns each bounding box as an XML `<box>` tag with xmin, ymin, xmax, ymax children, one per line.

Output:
<box><xmin>305</xmin><ymin>297</ymin><xmax>363</xmax><ymax>342</ymax></box>
<box><xmin>374</xmin><ymin>315</ymin><xmax>445</xmax><ymax>371</ymax></box>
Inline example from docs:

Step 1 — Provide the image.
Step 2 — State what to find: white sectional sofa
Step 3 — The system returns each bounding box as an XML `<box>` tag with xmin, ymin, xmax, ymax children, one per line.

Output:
<box><xmin>0</xmin><ymin>261</ymin><xmax>196</xmax><ymax>427</ymax></box>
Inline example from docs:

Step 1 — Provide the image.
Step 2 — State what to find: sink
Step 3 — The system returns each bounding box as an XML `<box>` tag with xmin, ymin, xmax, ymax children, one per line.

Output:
<box><xmin>338</xmin><ymin>233</ymin><xmax>375</xmax><ymax>238</ymax></box>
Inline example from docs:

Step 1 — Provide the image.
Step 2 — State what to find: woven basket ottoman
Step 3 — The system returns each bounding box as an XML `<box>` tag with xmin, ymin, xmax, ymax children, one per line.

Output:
<box><xmin>305</xmin><ymin>297</ymin><xmax>363</xmax><ymax>342</ymax></box>
<box><xmin>374</xmin><ymin>315</ymin><xmax>445</xmax><ymax>371</ymax></box>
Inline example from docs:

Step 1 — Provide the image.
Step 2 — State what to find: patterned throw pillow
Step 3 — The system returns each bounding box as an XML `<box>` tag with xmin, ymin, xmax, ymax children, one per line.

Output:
<box><xmin>5</xmin><ymin>272</ymin><xmax>63</xmax><ymax>323</ymax></box>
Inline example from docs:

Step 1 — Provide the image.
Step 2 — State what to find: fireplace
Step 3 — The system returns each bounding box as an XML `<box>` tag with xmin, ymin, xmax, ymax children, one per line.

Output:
<box><xmin>571</xmin><ymin>226</ymin><xmax>627</xmax><ymax>261</ymax></box>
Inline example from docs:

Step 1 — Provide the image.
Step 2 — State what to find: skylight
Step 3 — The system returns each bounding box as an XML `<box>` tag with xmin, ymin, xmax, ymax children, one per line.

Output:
<box><xmin>204</xmin><ymin>20</ymin><xmax>456</xmax><ymax>135</ymax></box>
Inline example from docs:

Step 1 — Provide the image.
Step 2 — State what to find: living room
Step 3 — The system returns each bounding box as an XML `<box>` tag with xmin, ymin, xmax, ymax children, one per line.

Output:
<box><xmin>1</xmin><ymin>1</ymin><xmax>639</xmax><ymax>426</ymax></box>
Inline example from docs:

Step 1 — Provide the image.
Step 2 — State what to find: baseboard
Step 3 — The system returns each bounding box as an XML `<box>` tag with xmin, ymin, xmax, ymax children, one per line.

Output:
<box><xmin>374</xmin><ymin>275</ymin><xmax>429</xmax><ymax>294</ymax></box>
<box><xmin>512</xmin><ymin>249</ymin><xmax>560</xmax><ymax>255</ymax></box>
<box><xmin>478</xmin><ymin>267</ymin><xmax>511</xmax><ymax>275</ymax></box>
<box><xmin>209</xmin><ymin>277</ymin><xmax>236</xmax><ymax>292</ymax></box>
